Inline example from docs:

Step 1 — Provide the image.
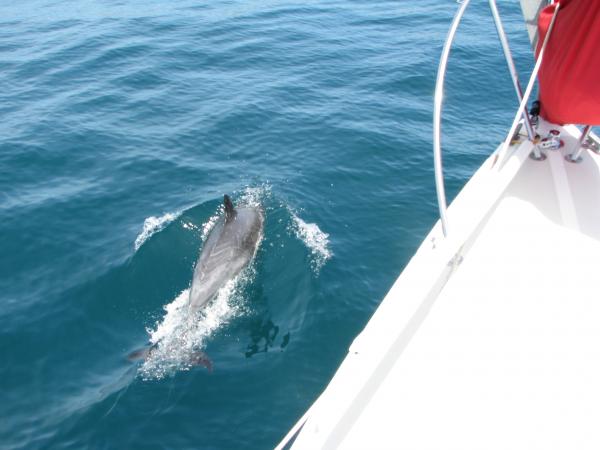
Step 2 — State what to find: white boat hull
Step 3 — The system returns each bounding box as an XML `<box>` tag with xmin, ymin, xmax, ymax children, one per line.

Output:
<box><xmin>286</xmin><ymin>122</ymin><xmax>600</xmax><ymax>449</ymax></box>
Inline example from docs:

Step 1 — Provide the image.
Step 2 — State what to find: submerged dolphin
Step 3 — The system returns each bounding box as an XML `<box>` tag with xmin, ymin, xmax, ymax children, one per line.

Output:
<box><xmin>188</xmin><ymin>194</ymin><xmax>264</xmax><ymax>312</ymax></box>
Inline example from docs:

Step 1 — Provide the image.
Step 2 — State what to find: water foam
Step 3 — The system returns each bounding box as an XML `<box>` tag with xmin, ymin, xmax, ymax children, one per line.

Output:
<box><xmin>134</xmin><ymin>212</ymin><xmax>180</xmax><ymax>251</ymax></box>
<box><xmin>200</xmin><ymin>210</ymin><xmax>221</xmax><ymax>241</ymax></box>
<box><xmin>290</xmin><ymin>213</ymin><xmax>332</xmax><ymax>272</ymax></box>
<box><xmin>138</xmin><ymin>274</ymin><xmax>247</xmax><ymax>380</ymax></box>
<box><xmin>238</xmin><ymin>185</ymin><xmax>270</xmax><ymax>208</ymax></box>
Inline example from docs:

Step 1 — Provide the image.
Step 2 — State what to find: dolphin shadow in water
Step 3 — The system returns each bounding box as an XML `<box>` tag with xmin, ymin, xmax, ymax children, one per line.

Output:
<box><xmin>245</xmin><ymin>317</ymin><xmax>291</xmax><ymax>358</ymax></box>
<box><xmin>129</xmin><ymin>194</ymin><xmax>264</xmax><ymax>371</ymax></box>
<box><xmin>242</xmin><ymin>281</ymin><xmax>291</xmax><ymax>358</ymax></box>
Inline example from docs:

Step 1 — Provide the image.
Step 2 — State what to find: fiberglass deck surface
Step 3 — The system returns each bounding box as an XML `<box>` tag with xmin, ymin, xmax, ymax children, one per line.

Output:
<box><xmin>335</xmin><ymin>149</ymin><xmax>600</xmax><ymax>449</ymax></box>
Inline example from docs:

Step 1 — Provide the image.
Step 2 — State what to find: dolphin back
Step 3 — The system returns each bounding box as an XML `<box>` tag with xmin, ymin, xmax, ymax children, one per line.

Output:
<box><xmin>189</xmin><ymin>200</ymin><xmax>263</xmax><ymax>311</ymax></box>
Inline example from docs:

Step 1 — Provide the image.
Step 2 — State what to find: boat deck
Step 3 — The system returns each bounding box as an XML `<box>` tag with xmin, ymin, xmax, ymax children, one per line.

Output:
<box><xmin>290</xmin><ymin>127</ymin><xmax>600</xmax><ymax>449</ymax></box>
<box><xmin>337</xmin><ymin>160</ymin><xmax>600</xmax><ymax>449</ymax></box>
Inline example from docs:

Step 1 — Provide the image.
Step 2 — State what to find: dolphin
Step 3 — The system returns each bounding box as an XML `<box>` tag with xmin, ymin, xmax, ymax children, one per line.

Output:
<box><xmin>189</xmin><ymin>194</ymin><xmax>264</xmax><ymax>312</ymax></box>
<box><xmin>128</xmin><ymin>194</ymin><xmax>263</xmax><ymax>370</ymax></box>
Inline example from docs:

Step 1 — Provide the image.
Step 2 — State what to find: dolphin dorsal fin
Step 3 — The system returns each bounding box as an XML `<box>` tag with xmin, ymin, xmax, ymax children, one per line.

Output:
<box><xmin>223</xmin><ymin>195</ymin><xmax>236</xmax><ymax>223</ymax></box>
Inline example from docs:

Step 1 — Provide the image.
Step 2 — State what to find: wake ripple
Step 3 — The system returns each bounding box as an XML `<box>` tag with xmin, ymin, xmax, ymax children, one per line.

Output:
<box><xmin>134</xmin><ymin>211</ymin><xmax>180</xmax><ymax>251</ymax></box>
<box><xmin>289</xmin><ymin>213</ymin><xmax>332</xmax><ymax>272</ymax></box>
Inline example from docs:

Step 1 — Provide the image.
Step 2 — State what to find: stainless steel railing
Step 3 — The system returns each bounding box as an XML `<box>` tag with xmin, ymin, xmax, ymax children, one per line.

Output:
<box><xmin>433</xmin><ymin>0</ymin><xmax>558</xmax><ymax>237</ymax></box>
<box><xmin>432</xmin><ymin>0</ymin><xmax>471</xmax><ymax>238</ymax></box>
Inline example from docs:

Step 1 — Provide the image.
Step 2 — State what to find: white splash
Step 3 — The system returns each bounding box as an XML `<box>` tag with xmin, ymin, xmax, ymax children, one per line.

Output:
<box><xmin>134</xmin><ymin>212</ymin><xmax>180</xmax><ymax>251</ymax></box>
<box><xmin>290</xmin><ymin>213</ymin><xmax>332</xmax><ymax>272</ymax></box>
<box><xmin>201</xmin><ymin>211</ymin><xmax>221</xmax><ymax>241</ymax></box>
<box><xmin>138</xmin><ymin>274</ymin><xmax>248</xmax><ymax>380</ymax></box>
<box><xmin>181</xmin><ymin>221</ymin><xmax>199</xmax><ymax>232</ymax></box>
<box><xmin>238</xmin><ymin>185</ymin><xmax>270</xmax><ymax>208</ymax></box>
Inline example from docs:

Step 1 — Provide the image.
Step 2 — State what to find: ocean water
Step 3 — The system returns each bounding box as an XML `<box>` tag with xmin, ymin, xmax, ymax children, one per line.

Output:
<box><xmin>0</xmin><ymin>1</ymin><xmax>534</xmax><ymax>448</ymax></box>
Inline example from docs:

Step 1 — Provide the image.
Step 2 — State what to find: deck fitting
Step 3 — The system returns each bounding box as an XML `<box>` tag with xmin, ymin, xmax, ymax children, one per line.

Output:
<box><xmin>565</xmin><ymin>153</ymin><xmax>582</xmax><ymax>164</ymax></box>
<box><xmin>529</xmin><ymin>150</ymin><xmax>547</xmax><ymax>161</ymax></box>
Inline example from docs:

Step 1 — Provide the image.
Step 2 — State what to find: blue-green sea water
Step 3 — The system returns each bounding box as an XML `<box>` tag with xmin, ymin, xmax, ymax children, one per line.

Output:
<box><xmin>1</xmin><ymin>1</ymin><xmax>535</xmax><ymax>448</ymax></box>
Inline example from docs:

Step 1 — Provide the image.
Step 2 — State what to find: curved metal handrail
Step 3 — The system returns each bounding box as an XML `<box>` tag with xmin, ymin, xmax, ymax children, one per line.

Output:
<box><xmin>433</xmin><ymin>0</ymin><xmax>472</xmax><ymax>238</ymax></box>
<box><xmin>433</xmin><ymin>0</ymin><xmax>558</xmax><ymax>238</ymax></box>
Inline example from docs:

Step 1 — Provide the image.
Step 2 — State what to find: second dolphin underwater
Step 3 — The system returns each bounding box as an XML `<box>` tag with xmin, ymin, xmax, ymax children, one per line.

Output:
<box><xmin>129</xmin><ymin>194</ymin><xmax>264</xmax><ymax>368</ymax></box>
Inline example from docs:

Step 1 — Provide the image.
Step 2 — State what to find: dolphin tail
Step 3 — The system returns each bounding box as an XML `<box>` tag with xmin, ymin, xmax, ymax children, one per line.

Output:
<box><xmin>127</xmin><ymin>344</ymin><xmax>211</xmax><ymax>371</ymax></box>
<box><xmin>223</xmin><ymin>194</ymin><xmax>236</xmax><ymax>223</ymax></box>
<box><xmin>190</xmin><ymin>351</ymin><xmax>213</xmax><ymax>372</ymax></box>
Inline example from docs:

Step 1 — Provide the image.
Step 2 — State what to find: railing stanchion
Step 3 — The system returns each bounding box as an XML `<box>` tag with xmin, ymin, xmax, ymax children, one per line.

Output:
<box><xmin>489</xmin><ymin>0</ymin><xmax>536</xmax><ymax>142</ymax></box>
<box><xmin>496</xmin><ymin>3</ymin><xmax>560</xmax><ymax>165</ymax></box>
<box><xmin>566</xmin><ymin>125</ymin><xmax>592</xmax><ymax>163</ymax></box>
